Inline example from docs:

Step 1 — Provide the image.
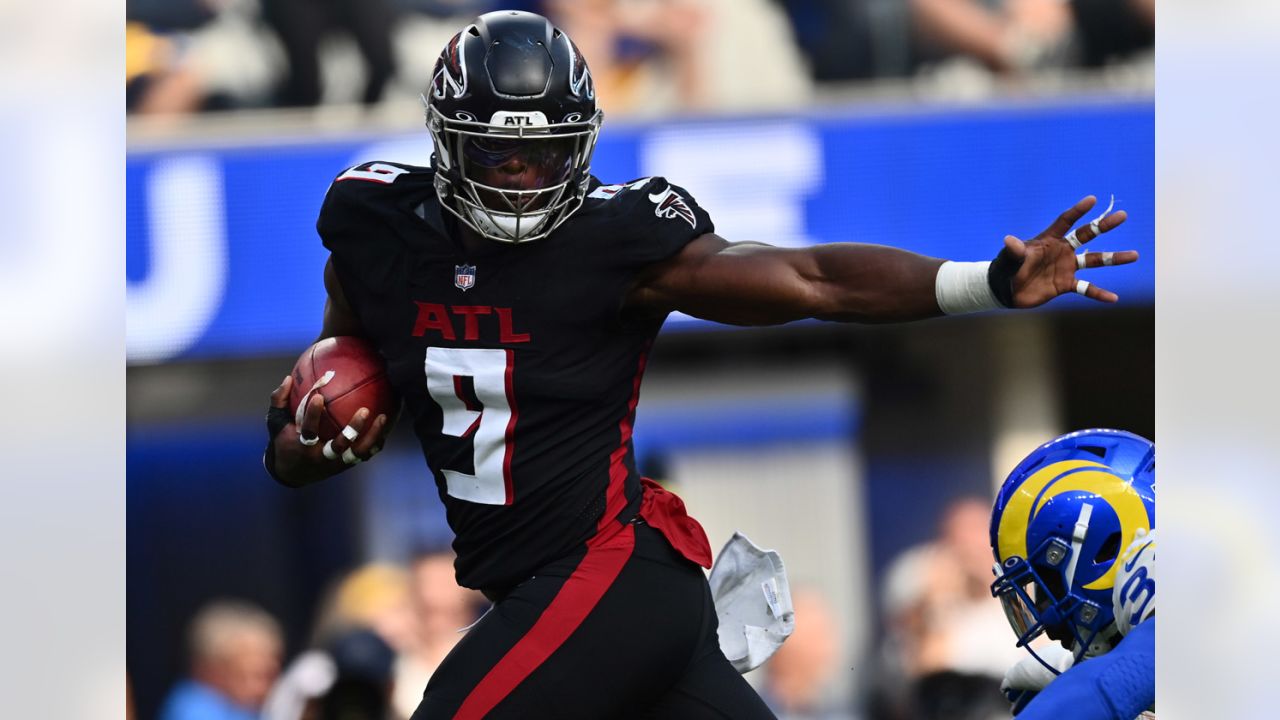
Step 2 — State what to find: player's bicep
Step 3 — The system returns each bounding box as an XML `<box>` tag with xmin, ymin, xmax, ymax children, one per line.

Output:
<box><xmin>321</xmin><ymin>256</ymin><xmax>368</xmax><ymax>340</ymax></box>
<box><xmin>629</xmin><ymin>234</ymin><xmax>822</xmax><ymax>326</ymax></box>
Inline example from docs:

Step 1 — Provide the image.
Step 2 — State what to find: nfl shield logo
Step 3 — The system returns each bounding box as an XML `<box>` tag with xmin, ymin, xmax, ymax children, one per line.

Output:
<box><xmin>454</xmin><ymin>264</ymin><xmax>476</xmax><ymax>291</ymax></box>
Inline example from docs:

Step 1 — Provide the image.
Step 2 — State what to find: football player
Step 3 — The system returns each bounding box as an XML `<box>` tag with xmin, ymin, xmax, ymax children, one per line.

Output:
<box><xmin>263</xmin><ymin>11</ymin><xmax>1139</xmax><ymax>719</ymax></box>
<box><xmin>990</xmin><ymin>429</ymin><xmax>1156</xmax><ymax>719</ymax></box>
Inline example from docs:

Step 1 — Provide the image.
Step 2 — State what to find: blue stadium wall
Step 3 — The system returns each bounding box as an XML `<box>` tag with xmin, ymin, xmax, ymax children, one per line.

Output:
<box><xmin>126</xmin><ymin>98</ymin><xmax>1154</xmax><ymax>363</ymax></box>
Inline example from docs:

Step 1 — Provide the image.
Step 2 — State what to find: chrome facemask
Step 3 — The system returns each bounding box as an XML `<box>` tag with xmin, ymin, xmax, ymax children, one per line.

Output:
<box><xmin>426</xmin><ymin>102</ymin><xmax>602</xmax><ymax>243</ymax></box>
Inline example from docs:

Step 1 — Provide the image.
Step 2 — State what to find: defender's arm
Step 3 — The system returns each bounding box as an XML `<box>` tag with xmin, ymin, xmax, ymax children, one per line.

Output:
<box><xmin>1017</xmin><ymin>619</ymin><xmax>1155</xmax><ymax>720</ymax></box>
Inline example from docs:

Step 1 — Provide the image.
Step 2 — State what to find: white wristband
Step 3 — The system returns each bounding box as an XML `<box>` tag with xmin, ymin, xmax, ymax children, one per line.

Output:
<box><xmin>935</xmin><ymin>261</ymin><xmax>1002</xmax><ymax>315</ymax></box>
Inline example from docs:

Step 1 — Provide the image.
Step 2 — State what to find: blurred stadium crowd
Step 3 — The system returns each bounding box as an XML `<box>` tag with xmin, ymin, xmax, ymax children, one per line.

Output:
<box><xmin>126</xmin><ymin>0</ymin><xmax>1152</xmax><ymax>119</ymax></box>
<box><xmin>132</xmin><ymin>498</ymin><xmax>1040</xmax><ymax>720</ymax></box>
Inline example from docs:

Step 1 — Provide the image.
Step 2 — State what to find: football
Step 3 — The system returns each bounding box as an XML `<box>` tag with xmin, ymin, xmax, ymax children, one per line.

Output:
<box><xmin>288</xmin><ymin>336</ymin><xmax>399</xmax><ymax>442</ymax></box>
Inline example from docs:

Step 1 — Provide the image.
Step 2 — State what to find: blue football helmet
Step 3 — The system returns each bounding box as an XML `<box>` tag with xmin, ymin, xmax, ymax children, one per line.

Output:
<box><xmin>990</xmin><ymin>429</ymin><xmax>1155</xmax><ymax>664</ymax></box>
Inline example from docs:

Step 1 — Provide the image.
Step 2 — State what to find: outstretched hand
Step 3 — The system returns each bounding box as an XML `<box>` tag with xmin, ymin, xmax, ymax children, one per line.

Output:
<box><xmin>1003</xmin><ymin>195</ymin><xmax>1138</xmax><ymax>308</ymax></box>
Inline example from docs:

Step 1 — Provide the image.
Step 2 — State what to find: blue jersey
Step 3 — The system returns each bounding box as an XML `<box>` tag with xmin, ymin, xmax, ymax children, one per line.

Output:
<box><xmin>1020</xmin><ymin>618</ymin><xmax>1155</xmax><ymax>720</ymax></box>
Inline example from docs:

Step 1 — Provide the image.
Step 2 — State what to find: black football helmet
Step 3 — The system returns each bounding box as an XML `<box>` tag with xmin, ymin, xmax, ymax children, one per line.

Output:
<box><xmin>423</xmin><ymin>11</ymin><xmax>602</xmax><ymax>243</ymax></box>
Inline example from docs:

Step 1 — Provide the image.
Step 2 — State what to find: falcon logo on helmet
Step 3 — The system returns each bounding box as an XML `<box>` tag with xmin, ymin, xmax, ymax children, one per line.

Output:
<box><xmin>421</xmin><ymin>11</ymin><xmax>604</xmax><ymax>244</ymax></box>
<box><xmin>431</xmin><ymin>34</ymin><xmax>468</xmax><ymax>101</ymax></box>
<box><xmin>566</xmin><ymin>38</ymin><xmax>594</xmax><ymax>100</ymax></box>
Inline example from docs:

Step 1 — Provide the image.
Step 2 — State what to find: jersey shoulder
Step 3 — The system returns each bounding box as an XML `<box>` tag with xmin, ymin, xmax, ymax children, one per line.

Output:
<box><xmin>319</xmin><ymin>161</ymin><xmax>436</xmax><ymax>229</ymax></box>
<box><xmin>570</xmin><ymin>176</ymin><xmax>715</xmax><ymax>268</ymax></box>
<box><xmin>319</xmin><ymin>161</ymin><xmax>437</xmax><ymax>290</ymax></box>
<box><xmin>579</xmin><ymin>175</ymin><xmax>708</xmax><ymax>228</ymax></box>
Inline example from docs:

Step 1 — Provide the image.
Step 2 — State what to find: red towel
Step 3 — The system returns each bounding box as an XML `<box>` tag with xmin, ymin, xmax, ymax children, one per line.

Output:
<box><xmin>638</xmin><ymin>477</ymin><xmax>712</xmax><ymax>569</ymax></box>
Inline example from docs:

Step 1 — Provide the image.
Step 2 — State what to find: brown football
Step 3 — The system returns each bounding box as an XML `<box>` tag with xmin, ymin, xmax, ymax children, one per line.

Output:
<box><xmin>288</xmin><ymin>336</ymin><xmax>399</xmax><ymax>442</ymax></box>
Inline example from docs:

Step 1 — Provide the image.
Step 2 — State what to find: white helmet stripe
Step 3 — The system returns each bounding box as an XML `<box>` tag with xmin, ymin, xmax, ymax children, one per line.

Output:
<box><xmin>1064</xmin><ymin>502</ymin><xmax>1094</xmax><ymax>592</ymax></box>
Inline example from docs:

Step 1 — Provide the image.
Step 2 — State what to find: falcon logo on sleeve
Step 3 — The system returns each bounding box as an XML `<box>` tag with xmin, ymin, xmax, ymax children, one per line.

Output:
<box><xmin>649</xmin><ymin>187</ymin><xmax>697</xmax><ymax>228</ymax></box>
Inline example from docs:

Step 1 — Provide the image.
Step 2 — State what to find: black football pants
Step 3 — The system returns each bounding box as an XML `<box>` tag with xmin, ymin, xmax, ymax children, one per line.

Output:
<box><xmin>410</xmin><ymin>520</ymin><xmax>776</xmax><ymax>719</ymax></box>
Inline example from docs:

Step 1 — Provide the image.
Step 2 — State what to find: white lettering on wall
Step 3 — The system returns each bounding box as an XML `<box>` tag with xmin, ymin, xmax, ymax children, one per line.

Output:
<box><xmin>126</xmin><ymin>156</ymin><xmax>228</xmax><ymax>363</ymax></box>
<box><xmin>640</xmin><ymin>123</ymin><xmax>822</xmax><ymax>325</ymax></box>
<box><xmin>639</xmin><ymin>122</ymin><xmax>822</xmax><ymax>249</ymax></box>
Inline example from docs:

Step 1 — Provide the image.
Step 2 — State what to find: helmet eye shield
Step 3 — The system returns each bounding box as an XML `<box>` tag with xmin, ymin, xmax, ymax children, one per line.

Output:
<box><xmin>427</xmin><ymin>105</ymin><xmax>602</xmax><ymax>242</ymax></box>
<box><xmin>461</xmin><ymin>134</ymin><xmax>576</xmax><ymax>215</ymax></box>
<box><xmin>462</xmin><ymin>135</ymin><xmax>575</xmax><ymax>189</ymax></box>
<box><xmin>992</xmin><ymin>559</ymin><xmax>1049</xmax><ymax>645</ymax></box>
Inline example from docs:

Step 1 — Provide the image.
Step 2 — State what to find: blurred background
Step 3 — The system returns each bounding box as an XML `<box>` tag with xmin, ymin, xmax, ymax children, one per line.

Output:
<box><xmin>126</xmin><ymin>1</ymin><xmax>1152</xmax><ymax>719</ymax></box>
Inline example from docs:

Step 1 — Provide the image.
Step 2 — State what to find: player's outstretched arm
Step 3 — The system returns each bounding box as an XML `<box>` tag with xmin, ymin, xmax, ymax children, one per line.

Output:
<box><xmin>263</xmin><ymin>257</ymin><xmax>391</xmax><ymax>488</ymax></box>
<box><xmin>627</xmin><ymin>196</ymin><xmax>1135</xmax><ymax>326</ymax></box>
<box><xmin>1016</xmin><ymin>619</ymin><xmax>1155</xmax><ymax>720</ymax></box>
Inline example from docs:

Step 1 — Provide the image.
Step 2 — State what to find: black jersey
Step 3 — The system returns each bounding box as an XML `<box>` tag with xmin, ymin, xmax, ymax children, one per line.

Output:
<box><xmin>318</xmin><ymin>162</ymin><xmax>714</xmax><ymax>593</ymax></box>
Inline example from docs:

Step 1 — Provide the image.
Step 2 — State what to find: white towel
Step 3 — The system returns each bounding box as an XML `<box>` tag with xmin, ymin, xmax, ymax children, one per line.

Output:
<box><xmin>708</xmin><ymin>532</ymin><xmax>795</xmax><ymax>673</ymax></box>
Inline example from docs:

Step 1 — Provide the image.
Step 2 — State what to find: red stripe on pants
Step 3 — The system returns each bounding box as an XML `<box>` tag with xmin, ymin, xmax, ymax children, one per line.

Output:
<box><xmin>452</xmin><ymin>523</ymin><xmax>637</xmax><ymax>719</ymax></box>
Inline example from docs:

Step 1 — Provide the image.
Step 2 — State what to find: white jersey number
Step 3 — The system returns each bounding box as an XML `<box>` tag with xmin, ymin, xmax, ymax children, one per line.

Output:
<box><xmin>336</xmin><ymin>162</ymin><xmax>408</xmax><ymax>184</ymax></box>
<box><xmin>424</xmin><ymin>347</ymin><xmax>517</xmax><ymax>505</ymax></box>
<box><xmin>1112</xmin><ymin>529</ymin><xmax>1156</xmax><ymax>637</ymax></box>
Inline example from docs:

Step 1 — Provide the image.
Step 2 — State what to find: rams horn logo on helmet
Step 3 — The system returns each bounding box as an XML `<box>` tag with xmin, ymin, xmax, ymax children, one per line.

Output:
<box><xmin>997</xmin><ymin>460</ymin><xmax>1152</xmax><ymax>591</ymax></box>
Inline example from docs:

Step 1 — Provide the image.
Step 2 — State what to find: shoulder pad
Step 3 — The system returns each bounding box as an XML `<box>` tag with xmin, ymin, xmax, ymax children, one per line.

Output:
<box><xmin>585</xmin><ymin>176</ymin><xmax>659</xmax><ymax>202</ymax></box>
<box><xmin>318</xmin><ymin>161</ymin><xmax>435</xmax><ymax>289</ymax></box>
<box><xmin>326</xmin><ymin>161</ymin><xmax>432</xmax><ymax>201</ymax></box>
<box><xmin>582</xmin><ymin>176</ymin><xmax>708</xmax><ymax>231</ymax></box>
<box><xmin>571</xmin><ymin>175</ymin><xmax>713</xmax><ymax>269</ymax></box>
<box><xmin>319</xmin><ymin>161</ymin><xmax>433</xmax><ymax>230</ymax></box>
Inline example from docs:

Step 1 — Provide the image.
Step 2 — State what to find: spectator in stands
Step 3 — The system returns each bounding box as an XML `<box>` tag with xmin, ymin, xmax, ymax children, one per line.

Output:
<box><xmin>126</xmin><ymin>0</ymin><xmax>281</xmax><ymax>115</ymax></box>
<box><xmin>908</xmin><ymin>0</ymin><xmax>1152</xmax><ymax>78</ymax></box>
<box><xmin>545</xmin><ymin>0</ymin><xmax>710</xmax><ymax>112</ymax></box>
<box><xmin>314</xmin><ymin>628</ymin><xmax>398</xmax><ymax>720</ymax></box>
<box><xmin>266</xmin><ymin>564</ymin><xmax>413</xmax><ymax>720</ymax></box>
<box><xmin>392</xmin><ymin>547</ymin><xmax>486</xmax><ymax>719</ymax></box>
<box><xmin>909</xmin><ymin>0</ymin><xmax>1075</xmax><ymax>75</ymax></box>
<box><xmin>128</xmin><ymin>0</ymin><xmax>220</xmax><ymax>30</ymax></box>
<box><xmin>1070</xmin><ymin>0</ymin><xmax>1154</xmax><ymax>68</ymax></box>
<box><xmin>761</xmin><ymin>587</ymin><xmax>848</xmax><ymax>720</ymax></box>
<box><xmin>263</xmin><ymin>626</ymin><xmax>397</xmax><ymax>720</ymax></box>
<box><xmin>125</xmin><ymin>20</ymin><xmax>209</xmax><ymax>114</ymax></box>
<box><xmin>261</xmin><ymin>0</ymin><xmax>399</xmax><ymax>107</ymax></box>
<box><xmin>772</xmin><ymin>0</ymin><xmax>915</xmax><ymax>81</ymax></box>
<box><xmin>158</xmin><ymin>599</ymin><xmax>284</xmax><ymax>720</ymax></box>
<box><xmin>310</xmin><ymin>563</ymin><xmax>417</xmax><ymax>655</ymax></box>
<box><xmin>879</xmin><ymin>497</ymin><xmax>1023</xmax><ymax>720</ymax></box>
